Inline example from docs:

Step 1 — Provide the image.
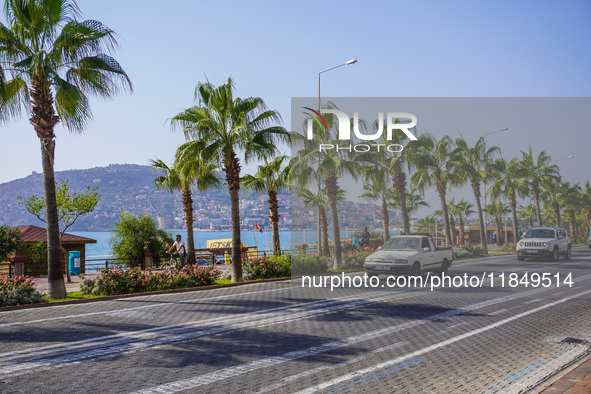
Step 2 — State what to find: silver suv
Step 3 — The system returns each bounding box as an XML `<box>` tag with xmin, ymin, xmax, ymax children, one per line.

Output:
<box><xmin>516</xmin><ymin>227</ymin><xmax>571</xmax><ymax>261</ymax></box>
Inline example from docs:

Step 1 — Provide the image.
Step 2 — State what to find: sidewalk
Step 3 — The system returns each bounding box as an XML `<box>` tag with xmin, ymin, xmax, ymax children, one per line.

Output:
<box><xmin>32</xmin><ymin>273</ymin><xmax>100</xmax><ymax>294</ymax></box>
<box><xmin>535</xmin><ymin>354</ymin><xmax>591</xmax><ymax>393</ymax></box>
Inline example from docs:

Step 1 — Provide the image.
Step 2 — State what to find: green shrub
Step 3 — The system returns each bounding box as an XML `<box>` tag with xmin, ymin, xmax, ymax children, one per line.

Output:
<box><xmin>240</xmin><ymin>254</ymin><xmax>291</xmax><ymax>280</ymax></box>
<box><xmin>0</xmin><ymin>275</ymin><xmax>44</xmax><ymax>307</ymax></box>
<box><xmin>342</xmin><ymin>249</ymin><xmax>373</xmax><ymax>270</ymax></box>
<box><xmin>110</xmin><ymin>212</ymin><xmax>173</xmax><ymax>267</ymax></box>
<box><xmin>292</xmin><ymin>254</ymin><xmax>330</xmax><ymax>276</ymax></box>
<box><xmin>462</xmin><ymin>244</ymin><xmax>485</xmax><ymax>256</ymax></box>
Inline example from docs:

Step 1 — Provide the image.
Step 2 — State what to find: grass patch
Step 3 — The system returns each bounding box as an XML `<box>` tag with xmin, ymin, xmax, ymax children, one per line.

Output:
<box><xmin>45</xmin><ymin>291</ymin><xmax>102</xmax><ymax>302</ymax></box>
<box><xmin>214</xmin><ymin>278</ymin><xmax>232</xmax><ymax>285</ymax></box>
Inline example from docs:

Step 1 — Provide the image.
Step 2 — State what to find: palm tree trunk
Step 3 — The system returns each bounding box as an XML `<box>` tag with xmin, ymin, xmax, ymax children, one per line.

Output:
<box><xmin>320</xmin><ymin>207</ymin><xmax>330</xmax><ymax>256</ymax></box>
<box><xmin>458</xmin><ymin>214</ymin><xmax>465</xmax><ymax>246</ymax></box>
<box><xmin>470</xmin><ymin>178</ymin><xmax>488</xmax><ymax>253</ymax></box>
<box><xmin>224</xmin><ymin>151</ymin><xmax>242</xmax><ymax>282</ymax></box>
<box><xmin>532</xmin><ymin>182</ymin><xmax>543</xmax><ymax>226</ymax></box>
<box><xmin>510</xmin><ymin>198</ymin><xmax>519</xmax><ymax>244</ymax></box>
<box><xmin>568</xmin><ymin>209</ymin><xmax>576</xmax><ymax>238</ymax></box>
<box><xmin>317</xmin><ymin>206</ymin><xmax>323</xmax><ymax>257</ymax></box>
<box><xmin>30</xmin><ymin>78</ymin><xmax>65</xmax><ymax>299</ymax></box>
<box><xmin>553</xmin><ymin>201</ymin><xmax>561</xmax><ymax>227</ymax></box>
<box><xmin>181</xmin><ymin>186</ymin><xmax>196</xmax><ymax>265</ymax></box>
<box><xmin>436</xmin><ymin>183</ymin><xmax>452</xmax><ymax>247</ymax></box>
<box><xmin>496</xmin><ymin>216</ymin><xmax>503</xmax><ymax>246</ymax></box>
<box><xmin>381</xmin><ymin>197</ymin><xmax>390</xmax><ymax>241</ymax></box>
<box><xmin>268</xmin><ymin>188</ymin><xmax>281</xmax><ymax>255</ymax></box>
<box><xmin>392</xmin><ymin>168</ymin><xmax>409</xmax><ymax>234</ymax></box>
<box><xmin>325</xmin><ymin>175</ymin><xmax>342</xmax><ymax>269</ymax></box>
<box><xmin>529</xmin><ymin>217</ymin><xmax>534</xmax><ymax>229</ymax></box>
<box><xmin>449</xmin><ymin>213</ymin><xmax>457</xmax><ymax>246</ymax></box>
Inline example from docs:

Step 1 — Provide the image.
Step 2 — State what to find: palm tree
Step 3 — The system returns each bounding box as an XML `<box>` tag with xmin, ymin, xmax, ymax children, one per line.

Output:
<box><xmin>150</xmin><ymin>153</ymin><xmax>220</xmax><ymax>265</ymax></box>
<box><xmin>0</xmin><ymin>1</ymin><xmax>131</xmax><ymax>298</ymax></box>
<box><xmin>413</xmin><ymin>215</ymin><xmax>437</xmax><ymax>236</ymax></box>
<box><xmin>242</xmin><ymin>156</ymin><xmax>290</xmax><ymax>255</ymax></box>
<box><xmin>519</xmin><ymin>204</ymin><xmax>537</xmax><ymax>230</ymax></box>
<box><xmin>359</xmin><ymin>163</ymin><xmax>391</xmax><ymax>241</ymax></box>
<box><xmin>517</xmin><ymin>149</ymin><xmax>559</xmax><ymax>227</ymax></box>
<box><xmin>410</xmin><ymin>135</ymin><xmax>455</xmax><ymax>246</ymax></box>
<box><xmin>484</xmin><ymin>200</ymin><xmax>510</xmax><ymax>245</ymax></box>
<box><xmin>456</xmin><ymin>200</ymin><xmax>476</xmax><ymax>246</ymax></box>
<box><xmin>489</xmin><ymin>158</ymin><xmax>529</xmax><ymax>244</ymax></box>
<box><xmin>447</xmin><ymin>198</ymin><xmax>462</xmax><ymax>246</ymax></box>
<box><xmin>172</xmin><ymin>78</ymin><xmax>288</xmax><ymax>282</ymax></box>
<box><xmin>450</xmin><ymin>137</ymin><xmax>502</xmax><ymax>253</ymax></box>
<box><xmin>294</xmin><ymin>104</ymin><xmax>356</xmax><ymax>269</ymax></box>
<box><xmin>297</xmin><ymin>186</ymin><xmax>330</xmax><ymax>256</ymax></box>
<box><xmin>562</xmin><ymin>182</ymin><xmax>582</xmax><ymax>237</ymax></box>
<box><xmin>541</xmin><ymin>176</ymin><xmax>567</xmax><ymax>227</ymax></box>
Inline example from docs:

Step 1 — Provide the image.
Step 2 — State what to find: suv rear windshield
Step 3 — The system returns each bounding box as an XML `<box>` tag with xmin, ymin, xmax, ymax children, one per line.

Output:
<box><xmin>524</xmin><ymin>229</ymin><xmax>555</xmax><ymax>239</ymax></box>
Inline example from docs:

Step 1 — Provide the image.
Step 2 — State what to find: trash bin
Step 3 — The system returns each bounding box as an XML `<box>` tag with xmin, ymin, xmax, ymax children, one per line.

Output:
<box><xmin>69</xmin><ymin>251</ymin><xmax>81</xmax><ymax>275</ymax></box>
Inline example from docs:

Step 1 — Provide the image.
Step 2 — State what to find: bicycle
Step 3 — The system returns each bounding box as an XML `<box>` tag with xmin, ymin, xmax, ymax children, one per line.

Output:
<box><xmin>161</xmin><ymin>252</ymin><xmax>183</xmax><ymax>271</ymax></box>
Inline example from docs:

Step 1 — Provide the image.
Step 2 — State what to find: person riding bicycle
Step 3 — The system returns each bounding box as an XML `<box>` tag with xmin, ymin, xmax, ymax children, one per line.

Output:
<box><xmin>167</xmin><ymin>234</ymin><xmax>187</xmax><ymax>267</ymax></box>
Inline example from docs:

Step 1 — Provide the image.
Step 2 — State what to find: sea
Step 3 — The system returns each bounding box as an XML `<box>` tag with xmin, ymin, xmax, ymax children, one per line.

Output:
<box><xmin>69</xmin><ymin>229</ymin><xmax>372</xmax><ymax>259</ymax></box>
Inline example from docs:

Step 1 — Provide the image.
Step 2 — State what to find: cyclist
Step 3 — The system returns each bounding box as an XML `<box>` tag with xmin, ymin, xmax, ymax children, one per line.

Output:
<box><xmin>167</xmin><ymin>234</ymin><xmax>187</xmax><ymax>267</ymax></box>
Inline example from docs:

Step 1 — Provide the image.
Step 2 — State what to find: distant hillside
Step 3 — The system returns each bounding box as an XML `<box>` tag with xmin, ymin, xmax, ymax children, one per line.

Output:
<box><xmin>0</xmin><ymin>164</ymin><xmax>284</xmax><ymax>231</ymax></box>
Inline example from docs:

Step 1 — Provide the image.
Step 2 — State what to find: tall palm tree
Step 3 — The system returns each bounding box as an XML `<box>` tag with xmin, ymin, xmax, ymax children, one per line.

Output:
<box><xmin>294</xmin><ymin>105</ymin><xmax>356</xmax><ymax>269</ymax></box>
<box><xmin>297</xmin><ymin>187</ymin><xmax>330</xmax><ymax>256</ymax></box>
<box><xmin>172</xmin><ymin>78</ymin><xmax>288</xmax><ymax>282</ymax></box>
<box><xmin>242</xmin><ymin>156</ymin><xmax>290</xmax><ymax>255</ymax></box>
<box><xmin>0</xmin><ymin>0</ymin><xmax>131</xmax><ymax>298</ymax></box>
<box><xmin>541</xmin><ymin>176</ymin><xmax>567</xmax><ymax>227</ymax></box>
<box><xmin>150</xmin><ymin>153</ymin><xmax>220</xmax><ymax>265</ymax></box>
<box><xmin>456</xmin><ymin>199</ymin><xmax>476</xmax><ymax>246</ymax></box>
<box><xmin>359</xmin><ymin>163</ymin><xmax>391</xmax><ymax>241</ymax></box>
<box><xmin>562</xmin><ymin>182</ymin><xmax>582</xmax><ymax>237</ymax></box>
<box><xmin>450</xmin><ymin>137</ymin><xmax>502</xmax><ymax>253</ymax></box>
<box><xmin>489</xmin><ymin>158</ymin><xmax>529</xmax><ymax>244</ymax></box>
<box><xmin>484</xmin><ymin>200</ymin><xmax>510</xmax><ymax>245</ymax></box>
<box><xmin>517</xmin><ymin>149</ymin><xmax>559</xmax><ymax>227</ymax></box>
<box><xmin>411</xmin><ymin>135</ymin><xmax>455</xmax><ymax>246</ymax></box>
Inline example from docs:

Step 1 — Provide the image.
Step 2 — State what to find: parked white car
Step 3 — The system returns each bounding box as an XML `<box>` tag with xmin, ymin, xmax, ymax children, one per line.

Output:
<box><xmin>364</xmin><ymin>235</ymin><xmax>453</xmax><ymax>276</ymax></box>
<box><xmin>516</xmin><ymin>227</ymin><xmax>571</xmax><ymax>261</ymax></box>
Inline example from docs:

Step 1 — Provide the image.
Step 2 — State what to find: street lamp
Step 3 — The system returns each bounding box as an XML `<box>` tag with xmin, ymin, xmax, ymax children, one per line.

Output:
<box><xmin>318</xmin><ymin>58</ymin><xmax>357</xmax><ymax>111</ymax></box>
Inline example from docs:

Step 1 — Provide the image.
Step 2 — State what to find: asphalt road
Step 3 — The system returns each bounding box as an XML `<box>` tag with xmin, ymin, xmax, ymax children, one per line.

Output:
<box><xmin>0</xmin><ymin>248</ymin><xmax>590</xmax><ymax>393</ymax></box>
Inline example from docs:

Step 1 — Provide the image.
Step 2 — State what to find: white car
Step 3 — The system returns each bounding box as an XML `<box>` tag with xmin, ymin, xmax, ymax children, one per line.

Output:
<box><xmin>516</xmin><ymin>227</ymin><xmax>571</xmax><ymax>261</ymax></box>
<box><xmin>364</xmin><ymin>235</ymin><xmax>453</xmax><ymax>276</ymax></box>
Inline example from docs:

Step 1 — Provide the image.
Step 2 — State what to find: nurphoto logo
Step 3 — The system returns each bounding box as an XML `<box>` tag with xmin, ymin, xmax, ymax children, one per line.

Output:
<box><xmin>303</xmin><ymin>107</ymin><xmax>418</xmax><ymax>153</ymax></box>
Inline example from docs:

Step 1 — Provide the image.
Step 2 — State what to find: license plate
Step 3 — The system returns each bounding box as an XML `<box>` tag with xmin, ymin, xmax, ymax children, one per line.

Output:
<box><xmin>375</xmin><ymin>265</ymin><xmax>389</xmax><ymax>270</ymax></box>
<box><xmin>526</xmin><ymin>250</ymin><xmax>538</xmax><ymax>254</ymax></box>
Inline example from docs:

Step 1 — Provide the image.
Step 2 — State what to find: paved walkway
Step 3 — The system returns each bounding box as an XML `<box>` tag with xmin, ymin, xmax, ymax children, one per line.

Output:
<box><xmin>536</xmin><ymin>354</ymin><xmax>591</xmax><ymax>393</ymax></box>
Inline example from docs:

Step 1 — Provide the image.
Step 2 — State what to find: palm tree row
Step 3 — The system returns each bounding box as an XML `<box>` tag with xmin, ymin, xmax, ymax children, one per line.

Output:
<box><xmin>292</xmin><ymin>106</ymin><xmax>590</xmax><ymax>265</ymax></box>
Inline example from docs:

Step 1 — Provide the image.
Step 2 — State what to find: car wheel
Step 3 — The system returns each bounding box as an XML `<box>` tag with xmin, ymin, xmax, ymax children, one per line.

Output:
<box><xmin>517</xmin><ymin>256</ymin><xmax>524</xmax><ymax>261</ymax></box>
<box><xmin>565</xmin><ymin>246</ymin><xmax>571</xmax><ymax>260</ymax></box>
<box><xmin>410</xmin><ymin>262</ymin><xmax>421</xmax><ymax>276</ymax></box>
<box><xmin>551</xmin><ymin>247</ymin><xmax>559</xmax><ymax>262</ymax></box>
<box><xmin>439</xmin><ymin>259</ymin><xmax>449</xmax><ymax>276</ymax></box>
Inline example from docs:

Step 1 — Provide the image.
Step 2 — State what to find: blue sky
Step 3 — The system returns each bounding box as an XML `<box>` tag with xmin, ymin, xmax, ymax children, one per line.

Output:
<box><xmin>1</xmin><ymin>0</ymin><xmax>590</xmax><ymax>188</ymax></box>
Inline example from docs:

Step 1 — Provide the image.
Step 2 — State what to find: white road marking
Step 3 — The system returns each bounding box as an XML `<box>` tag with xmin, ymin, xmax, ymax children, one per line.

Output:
<box><xmin>128</xmin><ymin>286</ymin><xmax>591</xmax><ymax>394</ymax></box>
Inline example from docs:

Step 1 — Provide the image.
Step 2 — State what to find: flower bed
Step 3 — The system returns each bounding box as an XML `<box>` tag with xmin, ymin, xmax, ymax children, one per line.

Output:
<box><xmin>342</xmin><ymin>248</ymin><xmax>374</xmax><ymax>270</ymax></box>
<box><xmin>79</xmin><ymin>265</ymin><xmax>222</xmax><ymax>296</ymax></box>
<box><xmin>222</xmin><ymin>255</ymin><xmax>292</xmax><ymax>281</ymax></box>
<box><xmin>0</xmin><ymin>275</ymin><xmax>44</xmax><ymax>307</ymax></box>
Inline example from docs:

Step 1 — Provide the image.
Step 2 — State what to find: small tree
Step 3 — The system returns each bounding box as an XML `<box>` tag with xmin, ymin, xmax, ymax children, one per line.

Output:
<box><xmin>18</xmin><ymin>180</ymin><xmax>100</xmax><ymax>282</ymax></box>
<box><xmin>0</xmin><ymin>225</ymin><xmax>22</xmax><ymax>262</ymax></box>
<box><xmin>110</xmin><ymin>212</ymin><xmax>173</xmax><ymax>267</ymax></box>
